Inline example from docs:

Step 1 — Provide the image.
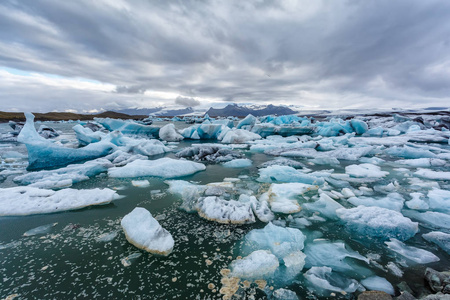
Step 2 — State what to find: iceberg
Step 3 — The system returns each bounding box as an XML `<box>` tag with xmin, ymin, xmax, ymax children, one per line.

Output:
<box><xmin>222</xmin><ymin>158</ymin><xmax>252</xmax><ymax>168</ymax></box>
<box><xmin>242</xmin><ymin>222</ymin><xmax>305</xmax><ymax>259</ymax></box>
<box><xmin>220</xmin><ymin>129</ymin><xmax>261</xmax><ymax>144</ymax></box>
<box><xmin>18</xmin><ymin>113</ymin><xmax>115</xmax><ymax>170</ymax></box>
<box><xmin>427</xmin><ymin>188</ymin><xmax>450</xmax><ymax>212</ymax></box>
<box><xmin>196</xmin><ymin>196</ymin><xmax>255</xmax><ymax>224</ymax></box>
<box><xmin>346</xmin><ymin>193</ymin><xmax>405</xmax><ymax>212</ymax></box>
<box><xmin>360</xmin><ymin>276</ymin><xmax>394</xmax><ymax>295</ymax></box>
<box><xmin>271</xmin><ymin>288</ymin><xmax>299</xmax><ymax>300</ymax></box>
<box><xmin>72</xmin><ymin>124</ymin><xmax>106</xmax><ymax>145</ymax></box>
<box><xmin>385</xmin><ymin>238</ymin><xmax>439</xmax><ymax>264</ymax></box>
<box><xmin>175</xmin><ymin>145</ymin><xmax>242</xmax><ymax>162</ymax></box>
<box><xmin>165</xmin><ymin>180</ymin><xmax>206</xmax><ymax>212</ymax></box>
<box><xmin>159</xmin><ymin>123</ymin><xmax>183</xmax><ymax>142</ymax></box>
<box><xmin>13</xmin><ymin>158</ymin><xmax>113</xmax><ymax>189</ymax></box>
<box><xmin>336</xmin><ymin>206</ymin><xmax>419</xmax><ymax>241</ymax></box>
<box><xmin>395</xmin><ymin>158</ymin><xmax>446</xmax><ymax>168</ymax></box>
<box><xmin>258</xmin><ymin>165</ymin><xmax>325</xmax><ymax>185</ymax></box>
<box><xmin>265</xmin><ymin>183</ymin><xmax>318</xmax><ymax>214</ymax></box>
<box><xmin>236</xmin><ymin>114</ymin><xmax>257</xmax><ymax>130</ymax></box>
<box><xmin>303</xmin><ymin>193</ymin><xmax>344</xmax><ymax>220</ymax></box>
<box><xmin>414</xmin><ymin>169</ymin><xmax>450</xmax><ymax>181</ymax></box>
<box><xmin>95</xmin><ymin>118</ymin><xmax>160</xmax><ymax>137</ymax></box>
<box><xmin>304</xmin><ymin>266</ymin><xmax>363</xmax><ymax>294</ymax></box>
<box><xmin>0</xmin><ymin>186</ymin><xmax>120</xmax><ymax>216</ymax></box>
<box><xmin>23</xmin><ymin>223</ymin><xmax>58</xmax><ymax>236</ymax></box>
<box><xmin>386</xmin><ymin>146</ymin><xmax>436</xmax><ymax>159</ymax></box>
<box><xmin>229</xmin><ymin>250</ymin><xmax>279</xmax><ymax>279</ymax></box>
<box><xmin>345</xmin><ymin>163</ymin><xmax>389</xmax><ymax>178</ymax></box>
<box><xmin>108</xmin><ymin>158</ymin><xmax>206</xmax><ymax>178</ymax></box>
<box><xmin>121</xmin><ymin>207</ymin><xmax>174</xmax><ymax>256</ymax></box>
<box><xmin>304</xmin><ymin>240</ymin><xmax>369</xmax><ymax>272</ymax></box>
<box><xmin>423</xmin><ymin>231</ymin><xmax>450</xmax><ymax>254</ymax></box>
<box><xmin>403</xmin><ymin>210</ymin><xmax>450</xmax><ymax>230</ymax></box>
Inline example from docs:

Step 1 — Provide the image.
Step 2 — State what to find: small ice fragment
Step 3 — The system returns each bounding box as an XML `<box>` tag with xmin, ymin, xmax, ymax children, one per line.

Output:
<box><xmin>229</xmin><ymin>250</ymin><xmax>279</xmax><ymax>279</ymax></box>
<box><xmin>96</xmin><ymin>231</ymin><xmax>118</xmax><ymax>242</ymax></box>
<box><xmin>385</xmin><ymin>238</ymin><xmax>440</xmax><ymax>264</ymax></box>
<box><xmin>23</xmin><ymin>223</ymin><xmax>58</xmax><ymax>236</ymax></box>
<box><xmin>360</xmin><ymin>276</ymin><xmax>394</xmax><ymax>295</ymax></box>
<box><xmin>121</xmin><ymin>252</ymin><xmax>142</xmax><ymax>267</ymax></box>
<box><xmin>131</xmin><ymin>180</ymin><xmax>150</xmax><ymax>188</ymax></box>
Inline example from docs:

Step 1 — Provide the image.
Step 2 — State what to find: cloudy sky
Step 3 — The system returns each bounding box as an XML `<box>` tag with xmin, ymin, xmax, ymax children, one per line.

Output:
<box><xmin>1</xmin><ymin>0</ymin><xmax>450</xmax><ymax>113</ymax></box>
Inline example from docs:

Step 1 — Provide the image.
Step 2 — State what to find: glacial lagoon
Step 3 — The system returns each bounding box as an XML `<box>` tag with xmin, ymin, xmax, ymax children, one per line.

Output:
<box><xmin>1</xmin><ymin>113</ymin><xmax>450</xmax><ymax>299</ymax></box>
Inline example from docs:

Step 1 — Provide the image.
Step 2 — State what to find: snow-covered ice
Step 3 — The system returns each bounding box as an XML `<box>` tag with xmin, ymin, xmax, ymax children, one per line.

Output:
<box><xmin>121</xmin><ymin>207</ymin><xmax>174</xmax><ymax>256</ymax></box>
<box><xmin>196</xmin><ymin>196</ymin><xmax>255</xmax><ymax>224</ymax></box>
<box><xmin>229</xmin><ymin>250</ymin><xmax>279</xmax><ymax>279</ymax></box>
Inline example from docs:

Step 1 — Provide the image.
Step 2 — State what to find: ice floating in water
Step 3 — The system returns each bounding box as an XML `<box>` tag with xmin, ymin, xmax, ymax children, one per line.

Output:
<box><xmin>229</xmin><ymin>250</ymin><xmax>279</xmax><ymax>279</ymax></box>
<box><xmin>159</xmin><ymin>123</ymin><xmax>183</xmax><ymax>142</ymax></box>
<box><xmin>121</xmin><ymin>207</ymin><xmax>174</xmax><ymax>256</ymax></box>
<box><xmin>304</xmin><ymin>266</ymin><xmax>363</xmax><ymax>294</ymax></box>
<box><xmin>175</xmin><ymin>145</ymin><xmax>242</xmax><ymax>162</ymax></box>
<box><xmin>0</xmin><ymin>186</ymin><xmax>120</xmax><ymax>216</ymax></box>
<box><xmin>385</xmin><ymin>238</ymin><xmax>439</xmax><ymax>264</ymax></box>
<box><xmin>422</xmin><ymin>231</ymin><xmax>450</xmax><ymax>254</ymax></box>
<box><xmin>258</xmin><ymin>165</ymin><xmax>325</xmax><ymax>185</ymax></box>
<box><xmin>236</xmin><ymin>114</ymin><xmax>257</xmax><ymax>130</ymax></box>
<box><xmin>427</xmin><ymin>188</ymin><xmax>450</xmax><ymax>212</ymax></box>
<box><xmin>96</xmin><ymin>231</ymin><xmax>118</xmax><ymax>242</ymax></box>
<box><xmin>222</xmin><ymin>158</ymin><xmax>252</xmax><ymax>168</ymax></box>
<box><xmin>165</xmin><ymin>180</ymin><xmax>206</xmax><ymax>212</ymax></box>
<box><xmin>95</xmin><ymin>118</ymin><xmax>160</xmax><ymax>137</ymax></box>
<box><xmin>346</xmin><ymin>193</ymin><xmax>405</xmax><ymax>212</ymax></box>
<box><xmin>403</xmin><ymin>210</ymin><xmax>450</xmax><ymax>230</ymax></box>
<box><xmin>13</xmin><ymin>158</ymin><xmax>113</xmax><ymax>189</ymax></box>
<box><xmin>303</xmin><ymin>193</ymin><xmax>344</xmax><ymax>220</ymax></box>
<box><xmin>336</xmin><ymin>206</ymin><xmax>418</xmax><ymax>241</ymax></box>
<box><xmin>18</xmin><ymin>113</ymin><xmax>115</xmax><ymax>170</ymax></box>
<box><xmin>196</xmin><ymin>196</ymin><xmax>255</xmax><ymax>224</ymax></box>
<box><xmin>220</xmin><ymin>129</ymin><xmax>261</xmax><ymax>144</ymax></box>
<box><xmin>121</xmin><ymin>252</ymin><xmax>142</xmax><ymax>267</ymax></box>
<box><xmin>395</xmin><ymin>158</ymin><xmax>446</xmax><ymax>168</ymax></box>
<box><xmin>271</xmin><ymin>288</ymin><xmax>299</xmax><ymax>300</ymax></box>
<box><xmin>360</xmin><ymin>276</ymin><xmax>394</xmax><ymax>295</ymax></box>
<box><xmin>108</xmin><ymin>158</ymin><xmax>206</xmax><ymax>178</ymax></box>
<box><xmin>345</xmin><ymin>163</ymin><xmax>389</xmax><ymax>178</ymax></box>
<box><xmin>242</xmin><ymin>222</ymin><xmax>305</xmax><ymax>260</ymax></box>
<box><xmin>23</xmin><ymin>223</ymin><xmax>58</xmax><ymax>236</ymax></box>
<box><xmin>265</xmin><ymin>183</ymin><xmax>318</xmax><ymax>214</ymax></box>
<box><xmin>72</xmin><ymin>124</ymin><xmax>105</xmax><ymax>145</ymax></box>
<box><xmin>386</xmin><ymin>145</ymin><xmax>436</xmax><ymax>159</ymax></box>
<box><xmin>131</xmin><ymin>180</ymin><xmax>150</xmax><ymax>188</ymax></box>
<box><xmin>405</xmin><ymin>192</ymin><xmax>429</xmax><ymax>210</ymax></box>
<box><xmin>414</xmin><ymin>169</ymin><xmax>450</xmax><ymax>181</ymax></box>
<box><xmin>304</xmin><ymin>240</ymin><xmax>369</xmax><ymax>272</ymax></box>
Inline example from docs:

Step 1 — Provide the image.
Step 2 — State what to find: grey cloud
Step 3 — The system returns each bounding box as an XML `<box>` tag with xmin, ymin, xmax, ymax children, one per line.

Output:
<box><xmin>1</xmin><ymin>0</ymin><xmax>450</xmax><ymax>111</ymax></box>
<box><xmin>175</xmin><ymin>96</ymin><xmax>200</xmax><ymax>107</ymax></box>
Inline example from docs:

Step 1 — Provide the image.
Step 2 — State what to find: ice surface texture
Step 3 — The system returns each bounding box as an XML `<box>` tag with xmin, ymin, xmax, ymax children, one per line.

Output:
<box><xmin>0</xmin><ymin>186</ymin><xmax>120</xmax><ymax>216</ymax></box>
<box><xmin>229</xmin><ymin>250</ymin><xmax>279</xmax><ymax>279</ymax></box>
<box><xmin>121</xmin><ymin>207</ymin><xmax>174</xmax><ymax>256</ymax></box>
<box><xmin>196</xmin><ymin>196</ymin><xmax>255</xmax><ymax>224</ymax></box>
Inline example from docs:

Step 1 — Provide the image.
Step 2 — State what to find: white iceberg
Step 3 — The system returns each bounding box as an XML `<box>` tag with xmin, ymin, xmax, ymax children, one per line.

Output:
<box><xmin>336</xmin><ymin>206</ymin><xmax>418</xmax><ymax>241</ymax></box>
<box><xmin>220</xmin><ymin>129</ymin><xmax>261</xmax><ymax>144</ymax></box>
<box><xmin>266</xmin><ymin>183</ymin><xmax>318</xmax><ymax>214</ymax></box>
<box><xmin>423</xmin><ymin>231</ymin><xmax>450</xmax><ymax>254</ymax></box>
<box><xmin>159</xmin><ymin>123</ymin><xmax>183</xmax><ymax>142</ymax></box>
<box><xmin>222</xmin><ymin>158</ymin><xmax>252</xmax><ymax>168</ymax></box>
<box><xmin>229</xmin><ymin>250</ymin><xmax>279</xmax><ymax>279</ymax></box>
<box><xmin>196</xmin><ymin>196</ymin><xmax>255</xmax><ymax>224</ymax></box>
<box><xmin>108</xmin><ymin>158</ymin><xmax>206</xmax><ymax>178</ymax></box>
<box><xmin>385</xmin><ymin>238</ymin><xmax>439</xmax><ymax>264</ymax></box>
<box><xmin>121</xmin><ymin>207</ymin><xmax>174</xmax><ymax>256</ymax></box>
<box><xmin>345</xmin><ymin>163</ymin><xmax>389</xmax><ymax>178</ymax></box>
<box><xmin>0</xmin><ymin>186</ymin><xmax>120</xmax><ymax>216</ymax></box>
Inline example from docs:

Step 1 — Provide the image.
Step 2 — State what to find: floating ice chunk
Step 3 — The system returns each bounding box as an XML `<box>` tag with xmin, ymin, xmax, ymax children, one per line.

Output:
<box><xmin>258</xmin><ymin>165</ymin><xmax>325</xmax><ymax>185</ymax></box>
<box><xmin>236</xmin><ymin>114</ymin><xmax>257</xmax><ymax>130</ymax></box>
<box><xmin>0</xmin><ymin>186</ymin><xmax>120</xmax><ymax>216</ymax></box>
<box><xmin>272</xmin><ymin>288</ymin><xmax>299</xmax><ymax>300</ymax></box>
<box><xmin>72</xmin><ymin>124</ymin><xmax>105</xmax><ymax>145</ymax></box>
<box><xmin>345</xmin><ymin>163</ymin><xmax>389</xmax><ymax>178</ymax></box>
<box><xmin>23</xmin><ymin>223</ymin><xmax>57</xmax><ymax>236</ymax></box>
<box><xmin>385</xmin><ymin>238</ymin><xmax>439</xmax><ymax>264</ymax></box>
<box><xmin>222</xmin><ymin>158</ymin><xmax>252</xmax><ymax>168</ymax></box>
<box><xmin>96</xmin><ymin>231</ymin><xmax>118</xmax><ymax>242</ymax></box>
<box><xmin>386</xmin><ymin>262</ymin><xmax>403</xmax><ymax>277</ymax></box>
<box><xmin>336</xmin><ymin>206</ymin><xmax>418</xmax><ymax>241</ymax></box>
<box><xmin>95</xmin><ymin>118</ymin><xmax>160</xmax><ymax>137</ymax></box>
<box><xmin>242</xmin><ymin>222</ymin><xmax>306</xmax><ymax>259</ymax></box>
<box><xmin>360</xmin><ymin>276</ymin><xmax>394</xmax><ymax>295</ymax></box>
<box><xmin>181</xmin><ymin>124</ymin><xmax>227</xmax><ymax>140</ymax></box>
<box><xmin>347</xmin><ymin>193</ymin><xmax>405</xmax><ymax>212</ymax></box>
<box><xmin>131</xmin><ymin>180</ymin><xmax>150</xmax><ymax>188</ymax></box>
<box><xmin>405</xmin><ymin>193</ymin><xmax>429</xmax><ymax>210</ymax></box>
<box><xmin>121</xmin><ymin>252</ymin><xmax>142</xmax><ymax>267</ymax></box>
<box><xmin>108</xmin><ymin>158</ymin><xmax>206</xmax><ymax>178</ymax></box>
<box><xmin>13</xmin><ymin>158</ymin><xmax>113</xmax><ymax>189</ymax></box>
<box><xmin>175</xmin><ymin>145</ymin><xmax>241</xmax><ymax>162</ymax></box>
<box><xmin>359</xmin><ymin>157</ymin><xmax>385</xmax><ymax>165</ymax></box>
<box><xmin>350</xmin><ymin>119</ymin><xmax>369</xmax><ymax>135</ymax></box>
<box><xmin>341</xmin><ymin>188</ymin><xmax>356</xmax><ymax>198</ymax></box>
<box><xmin>304</xmin><ymin>240</ymin><xmax>369</xmax><ymax>272</ymax></box>
<box><xmin>303</xmin><ymin>193</ymin><xmax>344</xmax><ymax>220</ymax></box>
<box><xmin>422</xmin><ymin>231</ymin><xmax>450</xmax><ymax>254</ymax></box>
<box><xmin>251</xmin><ymin>197</ymin><xmax>275</xmax><ymax>222</ymax></box>
<box><xmin>386</xmin><ymin>146</ymin><xmax>436</xmax><ymax>159</ymax></box>
<box><xmin>311</xmin><ymin>157</ymin><xmax>340</xmax><ymax>165</ymax></box>
<box><xmin>124</xmin><ymin>138</ymin><xmax>171</xmax><ymax>157</ymax></box>
<box><xmin>159</xmin><ymin>124</ymin><xmax>183</xmax><ymax>142</ymax></box>
<box><xmin>395</xmin><ymin>158</ymin><xmax>446</xmax><ymax>168</ymax></box>
<box><xmin>196</xmin><ymin>196</ymin><xmax>255</xmax><ymax>224</ymax></box>
<box><xmin>258</xmin><ymin>158</ymin><xmax>305</xmax><ymax>169</ymax></box>
<box><xmin>165</xmin><ymin>180</ymin><xmax>206</xmax><ymax>212</ymax></box>
<box><xmin>363</xmin><ymin>126</ymin><xmax>384</xmax><ymax>137</ymax></box>
<box><xmin>304</xmin><ymin>266</ymin><xmax>363</xmax><ymax>294</ymax></box>
<box><xmin>229</xmin><ymin>250</ymin><xmax>279</xmax><ymax>279</ymax></box>
<box><xmin>403</xmin><ymin>210</ymin><xmax>450</xmax><ymax>230</ymax></box>
<box><xmin>18</xmin><ymin>113</ymin><xmax>115</xmax><ymax>170</ymax></box>
<box><xmin>282</xmin><ymin>250</ymin><xmax>306</xmax><ymax>277</ymax></box>
<box><xmin>427</xmin><ymin>188</ymin><xmax>450</xmax><ymax>212</ymax></box>
<box><xmin>38</xmin><ymin>125</ymin><xmax>59</xmax><ymax>139</ymax></box>
<box><xmin>121</xmin><ymin>207</ymin><xmax>174</xmax><ymax>256</ymax></box>
<box><xmin>220</xmin><ymin>129</ymin><xmax>261</xmax><ymax>144</ymax></box>
<box><xmin>267</xmin><ymin>183</ymin><xmax>318</xmax><ymax>214</ymax></box>
<box><xmin>415</xmin><ymin>169</ymin><xmax>450</xmax><ymax>181</ymax></box>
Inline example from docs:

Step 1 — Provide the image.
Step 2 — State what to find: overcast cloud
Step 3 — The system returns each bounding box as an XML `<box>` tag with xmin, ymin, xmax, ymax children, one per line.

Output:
<box><xmin>1</xmin><ymin>0</ymin><xmax>450</xmax><ymax>112</ymax></box>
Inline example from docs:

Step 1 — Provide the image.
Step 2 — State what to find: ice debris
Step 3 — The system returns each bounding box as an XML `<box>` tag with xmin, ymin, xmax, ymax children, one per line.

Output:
<box><xmin>360</xmin><ymin>276</ymin><xmax>394</xmax><ymax>295</ymax></box>
<box><xmin>159</xmin><ymin>123</ymin><xmax>183</xmax><ymax>142</ymax></box>
<box><xmin>304</xmin><ymin>266</ymin><xmax>363</xmax><ymax>294</ymax></box>
<box><xmin>229</xmin><ymin>250</ymin><xmax>279</xmax><ymax>279</ymax></box>
<box><xmin>121</xmin><ymin>207</ymin><xmax>174</xmax><ymax>256</ymax></box>
<box><xmin>196</xmin><ymin>196</ymin><xmax>255</xmax><ymax>224</ymax></box>
<box><xmin>423</xmin><ymin>231</ymin><xmax>450</xmax><ymax>255</ymax></box>
<box><xmin>385</xmin><ymin>238</ymin><xmax>440</xmax><ymax>264</ymax></box>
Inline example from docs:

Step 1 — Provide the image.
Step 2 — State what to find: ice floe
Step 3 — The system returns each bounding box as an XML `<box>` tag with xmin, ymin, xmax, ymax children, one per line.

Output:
<box><xmin>385</xmin><ymin>238</ymin><xmax>439</xmax><ymax>264</ymax></box>
<box><xmin>196</xmin><ymin>196</ymin><xmax>255</xmax><ymax>224</ymax></box>
<box><xmin>229</xmin><ymin>250</ymin><xmax>279</xmax><ymax>279</ymax></box>
<box><xmin>121</xmin><ymin>207</ymin><xmax>174</xmax><ymax>256</ymax></box>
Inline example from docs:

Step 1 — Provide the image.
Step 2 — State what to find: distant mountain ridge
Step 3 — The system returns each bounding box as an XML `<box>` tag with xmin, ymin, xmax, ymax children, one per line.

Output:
<box><xmin>205</xmin><ymin>104</ymin><xmax>298</xmax><ymax>117</ymax></box>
